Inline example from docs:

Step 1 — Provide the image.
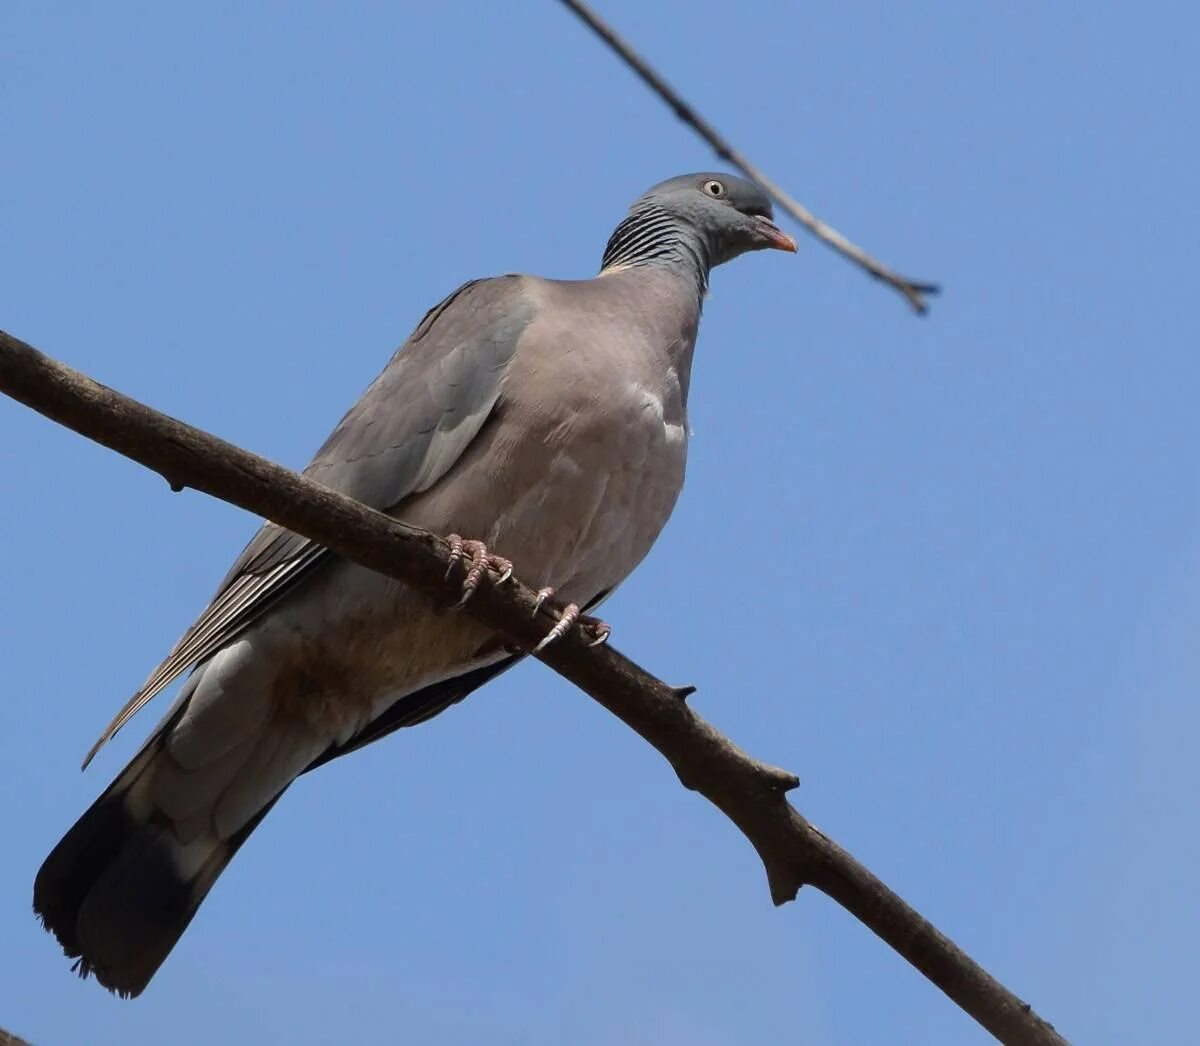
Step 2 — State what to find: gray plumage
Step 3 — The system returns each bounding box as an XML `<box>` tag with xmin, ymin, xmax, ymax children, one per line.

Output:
<box><xmin>34</xmin><ymin>172</ymin><xmax>796</xmax><ymax>997</ymax></box>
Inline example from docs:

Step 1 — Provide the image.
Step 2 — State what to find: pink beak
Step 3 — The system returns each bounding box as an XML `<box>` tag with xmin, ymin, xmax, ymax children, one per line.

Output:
<box><xmin>754</xmin><ymin>215</ymin><xmax>798</xmax><ymax>252</ymax></box>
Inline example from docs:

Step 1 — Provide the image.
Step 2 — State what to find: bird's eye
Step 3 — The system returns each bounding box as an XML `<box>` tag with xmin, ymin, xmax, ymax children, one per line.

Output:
<box><xmin>701</xmin><ymin>179</ymin><xmax>726</xmax><ymax>199</ymax></box>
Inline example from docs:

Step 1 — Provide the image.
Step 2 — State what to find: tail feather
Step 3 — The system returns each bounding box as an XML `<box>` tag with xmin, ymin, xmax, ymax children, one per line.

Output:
<box><xmin>35</xmin><ymin>647</ymin><xmax>511</xmax><ymax>997</ymax></box>
<box><xmin>33</xmin><ymin>732</ymin><xmax>284</xmax><ymax>999</ymax></box>
<box><xmin>33</xmin><ymin>788</ymin><xmax>142</xmax><ymax>964</ymax></box>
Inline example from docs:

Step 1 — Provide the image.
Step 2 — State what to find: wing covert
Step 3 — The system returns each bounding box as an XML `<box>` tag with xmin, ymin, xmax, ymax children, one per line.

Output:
<box><xmin>83</xmin><ymin>276</ymin><xmax>536</xmax><ymax>765</ymax></box>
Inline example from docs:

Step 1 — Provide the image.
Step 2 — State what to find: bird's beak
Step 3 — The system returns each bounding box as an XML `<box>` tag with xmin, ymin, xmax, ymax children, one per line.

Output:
<box><xmin>753</xmin><ymin>215</ymin><xmax>798</xmax><ymax>253</ymax></box>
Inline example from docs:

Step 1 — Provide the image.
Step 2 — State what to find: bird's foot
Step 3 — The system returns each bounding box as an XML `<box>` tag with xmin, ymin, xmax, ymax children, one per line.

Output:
<box><xmin>531</xmin><ymin>587</ymin><xmax>611</xmax><ymax>653</ymax></box>
<box><xmin>444</xmin><ymin>535</ymin><xmax>513</xmax><ymax>610</ymax></box>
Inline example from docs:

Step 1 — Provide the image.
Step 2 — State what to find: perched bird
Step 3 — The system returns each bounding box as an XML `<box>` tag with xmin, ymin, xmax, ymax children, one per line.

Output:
<box><xmin>34</xmin><ymin>172</ymin><xmax>797</xmax><ymax>997</ymax></box>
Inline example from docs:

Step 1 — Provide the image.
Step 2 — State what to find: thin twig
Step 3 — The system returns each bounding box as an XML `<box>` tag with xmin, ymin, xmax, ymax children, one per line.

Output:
<box><xmin>2</xmin><ymin>330</ymin><xmax>1058</xmax><ymax>1044</ymax></box>
<box><xmin>556</xmin><ymin>0</ymin><xmax>940</xmax><ymax>314</ymax></box>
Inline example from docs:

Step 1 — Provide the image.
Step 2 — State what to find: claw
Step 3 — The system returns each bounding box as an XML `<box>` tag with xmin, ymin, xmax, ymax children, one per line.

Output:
<box><xmin>530</xmin><ymin>590</ymin><xmax>611</xmax><ymax>651</ymax></box>
<box><xmin>533</xmin><ymin>587</ymin><xmax>555</xmax><ymax>616</ymax></box>
<box><xmin>534</xmin><ymin>601</ymin><xmax>581</xmax><ymax>654</ymax></box>
<box><xmin>584</xmin><ymin>618</ymin><xmax>612</xmax><ymax>647</ymax></box>
<box><xmin>445</xmin><ymin>537</ymin><xmax>513</xmax><ymax>609</ymax></box>
<box><xmin>444</xmin><ymin>533</ymin><xmax>465</xmax><ymax>581</ymax></box>
<box><xmin>450</xmin><ymin>543</ymin><xmax>488</xmax><ymax>610</ymax></box>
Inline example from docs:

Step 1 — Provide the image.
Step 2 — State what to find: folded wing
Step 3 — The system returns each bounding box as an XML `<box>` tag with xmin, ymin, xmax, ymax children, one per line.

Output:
<box><xmin>83</xmin><ymin>276</ymin><xmax>536</xmax><ymax>766</ymax></box>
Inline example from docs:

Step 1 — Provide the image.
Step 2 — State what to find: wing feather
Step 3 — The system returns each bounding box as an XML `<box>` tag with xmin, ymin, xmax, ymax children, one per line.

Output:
<box><xmin>84</xmin><ymin>276</ymin><xmax>535</xmax><ymax>765</ymax></box>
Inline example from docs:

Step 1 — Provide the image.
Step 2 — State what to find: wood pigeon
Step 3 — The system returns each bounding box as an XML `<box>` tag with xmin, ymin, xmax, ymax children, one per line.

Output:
<box><xmin>33</xmin><ymin>172</ymin><xmax>797</xmax><ymax>997</ymax></box>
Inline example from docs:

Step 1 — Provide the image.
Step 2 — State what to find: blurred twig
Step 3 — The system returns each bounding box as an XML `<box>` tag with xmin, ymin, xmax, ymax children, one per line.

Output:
<box><xmin>3</xmin><ymin>330</ymin><xmax>1059</xmax><ymax>1043</ymax></box>
<box><xmin>557</xmin><ymin>0</ymin><xmax>940</xmax><ymax>314</ymax></box>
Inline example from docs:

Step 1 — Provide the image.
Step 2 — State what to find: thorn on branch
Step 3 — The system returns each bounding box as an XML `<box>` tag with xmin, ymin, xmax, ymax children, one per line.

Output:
<box><xmin>671</xmin><ymin>683</ymin><xmax>697</xmax><ymax>701</ymax></box>
<box><xmin>740</xmin><ymin>757</ymin><xmax>801</xmax><ymax>793</ymax></box>
<box><xmin>767</xmin><ymin>866</ymin><xmax>805</xmax><ymax>906</ymax></box>
<box><xmin>761</xmin><ymin>765</ymin><xmax>801</xmax><ymax>793</ymax></box>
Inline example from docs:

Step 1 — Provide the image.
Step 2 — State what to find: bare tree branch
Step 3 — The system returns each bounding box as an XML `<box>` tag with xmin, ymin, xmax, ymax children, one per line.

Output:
<box><xmin>1</xmin><ymin>329</ymin><xmax>1058</xmax><ymax>1044</ymax></box>
<box><xmin>0</xmin><ymin>1028</ymin><xmax>32</xmax><ymax>1046</ymax></box>
<box><xmin>556</xmin><ymin>0</ymin><xmax>940</xmax><ymax>314</ymax></box>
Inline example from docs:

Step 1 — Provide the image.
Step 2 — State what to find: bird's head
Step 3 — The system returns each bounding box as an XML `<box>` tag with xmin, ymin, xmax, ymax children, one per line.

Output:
<box><xmin>630</xmin><ymin>172</ymin><xmax>797</xmax><ymax>266</ymax></box>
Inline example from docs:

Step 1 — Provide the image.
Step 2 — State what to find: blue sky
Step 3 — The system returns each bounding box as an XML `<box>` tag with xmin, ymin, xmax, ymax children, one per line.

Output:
<box><xmin>2</xmin><ymin>2</ymin><xmax>1198</xmax><ymax>1042</ymax></box>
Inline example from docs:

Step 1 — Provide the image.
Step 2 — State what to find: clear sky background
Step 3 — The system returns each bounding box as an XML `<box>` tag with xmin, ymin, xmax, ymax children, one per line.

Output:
<box><xmin>2</xmin><ymin>3</ymin><xmax>1197</xmax><ymax>1043</ymax></box>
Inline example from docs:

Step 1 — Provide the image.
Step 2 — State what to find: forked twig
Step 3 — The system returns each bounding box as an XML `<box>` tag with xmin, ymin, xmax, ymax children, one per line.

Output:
<box><xmin>557</xmin><ymin>0</ymin><xmax>940</xmax><ymax>314</ymax></box>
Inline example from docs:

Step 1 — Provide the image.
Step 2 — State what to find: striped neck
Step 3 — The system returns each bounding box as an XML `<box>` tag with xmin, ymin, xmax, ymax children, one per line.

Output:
<box><xmin>599</xmin><ymin>202</ymin><xmax>711</xmax><ymax>301</ymax></box>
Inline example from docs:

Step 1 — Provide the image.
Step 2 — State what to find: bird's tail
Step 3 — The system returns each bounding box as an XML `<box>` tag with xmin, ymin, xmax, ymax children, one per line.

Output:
<box><xmin>33</xmin><ymin>712</ymin><xmax>287</xmax><ymax>998</ymax></box>
<box><xmin>33</xmin><ymin>642</ymin><xmax>509</xmax><ymax>997</ymax></box>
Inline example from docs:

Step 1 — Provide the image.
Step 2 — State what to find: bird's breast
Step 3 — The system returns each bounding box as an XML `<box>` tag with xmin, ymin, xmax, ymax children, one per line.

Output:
<box><xmin>401</xmin><ymin>361</ymin><xmax>686</xmax><ymax>602</ymax></box>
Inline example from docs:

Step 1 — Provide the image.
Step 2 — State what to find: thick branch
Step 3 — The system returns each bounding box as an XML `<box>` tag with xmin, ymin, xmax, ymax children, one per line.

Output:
<box><xmin>556</xmin><ymin>0</ymin><xmax>940</xmax><ymax>314</ymax></box>
<box><xmin>1</xmin><ymin>330</ymin><xmax>1059</xmax><ymax>1045</ymax></box>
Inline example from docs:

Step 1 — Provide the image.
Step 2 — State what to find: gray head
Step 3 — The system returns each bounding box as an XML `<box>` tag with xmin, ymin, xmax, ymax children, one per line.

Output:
<box><xmin>601</xmin><ymin>172</ymin><xmax>797</xmax><ymax>287</ymax></box>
